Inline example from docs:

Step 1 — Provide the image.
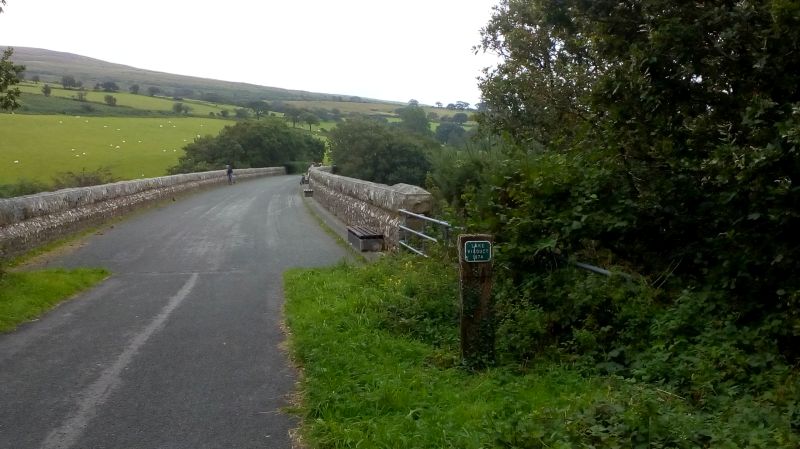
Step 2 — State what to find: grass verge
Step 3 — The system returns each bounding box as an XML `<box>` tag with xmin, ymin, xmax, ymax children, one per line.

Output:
<box><xmin>0</xmin><ymin>268</ymin><xmax>109</xmax><ymax>332</ymax></box>
<box><xmin>284</xmin><ymin>254</ymin><xmax>799</xmax><ymax>448</ymax></box>
<box><xmin>283</xmin><ymin>258</ymin><xmax>600</xmax><ymax>448</ymax></box>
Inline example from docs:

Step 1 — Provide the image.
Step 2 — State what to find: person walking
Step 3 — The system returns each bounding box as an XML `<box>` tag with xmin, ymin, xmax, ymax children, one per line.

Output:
<box><xmin>226</xmin><ymin>163</ymin><xmax>234</xmax><ymax>184</ymax></box>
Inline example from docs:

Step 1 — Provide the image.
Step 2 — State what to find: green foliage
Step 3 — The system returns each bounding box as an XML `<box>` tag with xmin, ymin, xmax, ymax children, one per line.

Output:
<box><xmin>284</xmin><ymin>254</ymin><xmax>800</xmax><ymax>448</ymax></box>
<box><xmin>52</xmin><ymin>167</ymin><xmax>117</xmax><ymax>189</ymax></box>
<box><xmin>329</xmin><ymin>117</ymin><xmax>434</xmax><ymax>186</ymax></box>
<box><xmin>395</xmin><ymin>104</ymin><xmax>433</xmax><ymax>137</ymax></box>
<box><xmin>468</xmin><ymin>0</ymin><xmax>800</xmax><ymax>369</ymax></box>
<box><xmin>434</xmin><ymin>122</ymin><xmax>467</xmax><ymax>146</ymax></box>
<box><xmin>168</xmin><ymin>118</ymin><xmax>324</xmax><ymax>173</ymax></box>
<box><xmin>377</xmin><ymin>253</ymin><xmax>460</xmax><ymax>349</ymax></box>
<box><xmin>0</xmin><ymin>47</ymin><xmax>25</xmax><ymax>111</ymax></box>
<box><xmin>426</xmin><ymin>136</ymin><xmax>511</xmax><ymax>210</ymax></box>
<box><xmin>1</xmin><ymin>167</ymin><xmax>117</xmax><ymax>197</ymax></box>
<box><xmin>0</xmin><ymin>179</ymin><xmax>50</xmax><ymax>198</ymax></box>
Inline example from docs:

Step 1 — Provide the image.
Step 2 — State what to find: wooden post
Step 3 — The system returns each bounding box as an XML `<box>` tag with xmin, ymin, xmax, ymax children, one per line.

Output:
<box><xmin>458</xmin><ymin>234</ymin><xmax>494</xmax><ymax>368</ymax></box>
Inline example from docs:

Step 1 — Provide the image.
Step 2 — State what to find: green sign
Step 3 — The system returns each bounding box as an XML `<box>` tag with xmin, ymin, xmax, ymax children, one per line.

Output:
<box><xmin>464</xmin><ymin>240</ymin><xmax>492</xmax><ymax>263</ymax></box>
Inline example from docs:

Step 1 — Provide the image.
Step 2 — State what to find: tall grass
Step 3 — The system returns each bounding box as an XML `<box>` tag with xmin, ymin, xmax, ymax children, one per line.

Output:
<box><xmin>284</xmin><ymin>255</ymin><xmax>800</xmax><ymax>448</ymax></box>
<box><xmin>283</xmin><ymin>258</ymin><xmax>597</xmax><ymax>448</ymax></box>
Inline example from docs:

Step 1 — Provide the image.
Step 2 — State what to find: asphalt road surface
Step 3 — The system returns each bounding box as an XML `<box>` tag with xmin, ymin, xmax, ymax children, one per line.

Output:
<box><xmin>0</xmin><ymin>175</ymin><xmax>352</xmax><ymax>449</ymax></box>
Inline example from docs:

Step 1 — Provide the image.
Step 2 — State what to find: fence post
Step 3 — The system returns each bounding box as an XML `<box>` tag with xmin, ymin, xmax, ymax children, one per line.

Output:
<box><xmin>458</xmin><ymin>234</ymin><xmax>494</xmax><ymax>368</ymax></box>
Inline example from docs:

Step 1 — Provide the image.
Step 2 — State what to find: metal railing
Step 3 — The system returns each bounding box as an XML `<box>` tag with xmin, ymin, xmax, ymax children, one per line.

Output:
<box><xmin>397</xmin><ymin>209</ymin><xmax>451</xmax><ymax>257</ymax></box>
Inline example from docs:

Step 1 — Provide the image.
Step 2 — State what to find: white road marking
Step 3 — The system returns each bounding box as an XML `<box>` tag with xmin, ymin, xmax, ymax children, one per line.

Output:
<box><xmin>40</xmin><ymin>273</ymin><xmax>199</xmax><ymax>449</ymax></box>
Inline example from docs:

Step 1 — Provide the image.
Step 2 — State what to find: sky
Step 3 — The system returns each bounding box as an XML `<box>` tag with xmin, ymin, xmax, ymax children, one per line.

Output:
<box><xmin>0</xmin><ymin>0</ymin><xmax>501</xmax><ymax>106</ymax></box>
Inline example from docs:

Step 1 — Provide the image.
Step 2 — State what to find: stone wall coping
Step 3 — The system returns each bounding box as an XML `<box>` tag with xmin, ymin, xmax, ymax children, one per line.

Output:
<box><xmin>0</xmin><ymin>167</ymin><xmax>284</xmax><ymax>227</ymax></box>
<box><xmin>308</xmin><ymin>166</ymin><xmax>430</xmax><ymax>213</ymax></box>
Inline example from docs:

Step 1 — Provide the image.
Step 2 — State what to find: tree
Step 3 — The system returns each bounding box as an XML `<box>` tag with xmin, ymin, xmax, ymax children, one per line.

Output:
<box><xmin>455</xmin><ymin>101</ymin><xmax>470</xmax><ymax>110</ymax></box>
<box><xmin>247</xmin><ymin>100</ymin><xmax>269</xmax><ymax>119</ymax></box>
<box><xmin>147</xmin><ymin>86</ymin><xmax>161</xmax><ymax>96</ymax></box>
<box><xmin>100</xmin><ymin>81</ymin><xmax>120</xmax><ymax>92</ymax></box>
<box><xmin>74</xmin><ymin>88</ymin><xmax>87</xmax><ymax>102</ymax></box>
<box><xmin>329</xmin><ymin>118</ymin><xmax>433</xmax><ymax>186</ymax></box>
<box><xmin>300</xmin><ymin>111</ymin><xmax>320</xmax><ymax>131</ymax></box>
<box><xmin>475</xmin><ymin>0</ymin><xmax>800</xmax><ymax>364</ymax></box>
<box><xmin>234</xmin><ymin>108</ymin><xmax>250</xmax><ymax>119</ymax></box>
<box><xmin>30</xmin><ymin>74</ymin><xmax>39</xmax><ymax>83</ymax></box>
<box><xmin>173</xmin><ymin>102</ymin><xmax>190</xmax><ymax>114</ymax></box>
<box><xmin>283</xmin><ymin>105</ymin><xmax>303</xmax><ymax>128</ymax></box>
<box><xmin>129</xmin><ymin>84</ymin><xmax>140</xmax><ymax>94</ymax></box>
<box><xmin>0</xmin><ymin>47</ymin><xmax>24</xmax><ymax>111</ymax></box>
<box><xmin>435</xmin><ymin>102</ymin><xmax>443</xmax><ymax>108</ymax></box>
<box><xmin>41</xmin><ymin>83</ymin><xmax>51</xmax><ymax>97</ymax></box>
<box><xmin>408</xmin><ymin>99</ymin><xmax>419</xmax><ymax>106</ymax></box>
<box><xmin>451</xmin><ymin>112</ymin><xmax>469</xmax><ymax>125</ymax></box>
<box><xmin>104</xmin><ymin>95</ymin><xmax>117</xmax><ymax>106</ymax></box>
<box><xmin>168</xmin><ymin>118</ymin><xmax>325</xmax><ymax>174</ymax></box>
<box><xmin>434</xmin><ymin>122</ymin><xmax>467</xmax><ymax>145</ymax></box>
<box><xmin>395</xmin><ymin>104</ymin><xmax>433</xmax><ymax>137</ymax></box>
<box><xmin>61</xmin><ymin>75</ymin><xmax>78</xmax><ymax>89</ymax></box>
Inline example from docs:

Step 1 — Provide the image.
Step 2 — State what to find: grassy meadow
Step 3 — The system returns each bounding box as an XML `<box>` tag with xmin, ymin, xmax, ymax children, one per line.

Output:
<box><xmin>0</xmin><ymin>114</ymin><xmax>229</xmax><ymax>183</ymax></box>
<box><xmin>17</xmin><ymin>83</ymin><xmax>235</xmax><ymax>116</ymax></box>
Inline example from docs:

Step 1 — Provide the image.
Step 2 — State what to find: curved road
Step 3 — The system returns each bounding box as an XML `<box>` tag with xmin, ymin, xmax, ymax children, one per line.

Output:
<box><xmin>0</xmin><ymin>175</ymin><xmax>352</xmax><ymax>449</ymax></box>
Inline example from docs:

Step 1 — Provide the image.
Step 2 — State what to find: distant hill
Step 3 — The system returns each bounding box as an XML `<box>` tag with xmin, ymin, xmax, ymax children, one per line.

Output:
<box><xmin>5</xmin><ymin>47</ymin><xmax>375</xmax><ymax>105</ymax></box>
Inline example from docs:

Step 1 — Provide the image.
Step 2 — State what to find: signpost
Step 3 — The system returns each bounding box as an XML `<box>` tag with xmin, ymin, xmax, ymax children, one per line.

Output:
<box><xmin>458</xmin><ymin>234</ymin><xmax>494</xmax><ymax>368</ymax></box>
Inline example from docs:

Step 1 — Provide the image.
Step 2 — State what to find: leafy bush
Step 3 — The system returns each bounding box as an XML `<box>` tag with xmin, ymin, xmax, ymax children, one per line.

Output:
<box><xmin>0</xmin><ymin>179</ymin><xmax>50</xmax><ymax>198</ymax></box>
<box><xmin>51</xmin><ymin>167</ymin><xmax>117</xmax><ymax>189</ymax></box>
<box><xmin>169</xmin><ymin>118</ymin><xmax>324</xmax><ymax>174</ymax></box>
<box><xmin>329</xmin><ymin>117</ymin><xmax>434</xmax><ymax>186</ymax></box>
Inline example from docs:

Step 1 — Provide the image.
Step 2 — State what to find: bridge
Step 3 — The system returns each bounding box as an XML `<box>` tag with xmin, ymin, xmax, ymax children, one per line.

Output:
<box><xmin>0</xmin><ymin>168</ymin><xmax>431</xmax><ymax>448</ymax></box>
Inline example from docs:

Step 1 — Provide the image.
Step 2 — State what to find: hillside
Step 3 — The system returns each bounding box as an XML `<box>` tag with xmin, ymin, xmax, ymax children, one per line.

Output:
<box><xmin>5</xmin><ymin>47</ymin><xmax>386</xmax><ymax>105</ymax></box>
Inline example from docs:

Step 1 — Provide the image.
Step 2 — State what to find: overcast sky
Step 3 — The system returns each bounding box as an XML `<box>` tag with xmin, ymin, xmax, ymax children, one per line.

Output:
<box><xmin>0</xmin><ymin>0</ymin><xmax>500</xmax><ymax>106</ymax></box>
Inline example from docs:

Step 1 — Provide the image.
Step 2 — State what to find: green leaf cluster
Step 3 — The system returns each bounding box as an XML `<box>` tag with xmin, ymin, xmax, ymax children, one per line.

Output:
<box><xmin>168</xmin><ymin>117</ymin><xmax>324</xmax><ymax>173</ymax></box>
<box><xmin>466</xmin><ymin>0</ymin><xmax>800</xmax><ymax>367</ymax></box>
<box><xmin>329</xmin><ymin>118</ymin><xmax>434</xmax><ymax>186</ymax></box>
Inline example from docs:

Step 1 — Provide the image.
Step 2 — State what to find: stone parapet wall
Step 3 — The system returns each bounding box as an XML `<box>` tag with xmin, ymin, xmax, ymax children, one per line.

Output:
<box><xmin>307</xmin><ymin>167</ymin><xmax>432</xmax><ymax>247</ymax></box>
<box><xmin>0</xmin><ymin>167</ymin><xmax>284</xmax><ymax>260</ymax></box>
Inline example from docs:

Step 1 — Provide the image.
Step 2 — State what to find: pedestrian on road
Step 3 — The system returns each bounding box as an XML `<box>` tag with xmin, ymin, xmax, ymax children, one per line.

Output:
<box><xmin>226</xmin><ymin>163</ymin><xmax>235</xmax><ymax>184</ymax></box>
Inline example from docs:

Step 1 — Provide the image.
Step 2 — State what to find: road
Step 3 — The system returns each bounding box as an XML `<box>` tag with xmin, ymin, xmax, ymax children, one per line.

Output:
<box><xmin>0</xmin><ymin>175</ymin><xmax>352</xmax><ymax>449</ymax></box>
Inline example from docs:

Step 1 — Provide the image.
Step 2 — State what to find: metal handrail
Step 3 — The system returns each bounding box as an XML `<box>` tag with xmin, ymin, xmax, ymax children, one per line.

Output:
<box><xmin>398</xmin><ymin>209</ymin><xmax>451</xmax><ymax>257</ymax></box>
<box><xmin>399</xmin><ymin>225</ymin><xmax>438</xmax><ymax>243</ymax></box>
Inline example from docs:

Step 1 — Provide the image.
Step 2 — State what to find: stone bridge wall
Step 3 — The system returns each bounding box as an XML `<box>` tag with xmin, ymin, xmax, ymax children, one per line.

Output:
<box><xmin>0</xmin><ymin>167</ymin><xmax>285</xmax><ymax>260</ymax></box>
<box><xmin>307</xmin><ymin>167</ymin><xmax>432</xmax><ymax>247</ymax></box>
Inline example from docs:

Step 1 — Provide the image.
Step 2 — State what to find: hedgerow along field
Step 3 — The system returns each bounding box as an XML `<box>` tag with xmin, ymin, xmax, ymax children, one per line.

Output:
<box><xmin>0</xmin><ymin>114</ymin><xmax>228</xmax><ymax>183</ymax></box>
<box><xmin>17</xmin><ymin>83</ymin><xmax>235</xmax><ymax>116</ymax></box>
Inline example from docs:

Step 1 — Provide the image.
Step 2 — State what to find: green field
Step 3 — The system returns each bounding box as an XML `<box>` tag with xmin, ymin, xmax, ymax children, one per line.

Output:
<box><xmin>17</xmin><ymin>83</ymin><xmax>235</xmax><ymax>116</ymax></box>
<box><xmin>0</xmin><ymin>115</ymin><xmax>229</xmax><ymax>183</ymax></box>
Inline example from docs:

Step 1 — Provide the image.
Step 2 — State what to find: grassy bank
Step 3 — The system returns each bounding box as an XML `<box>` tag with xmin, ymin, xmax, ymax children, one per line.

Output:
<box><xmin>0</xmin><ymin>268</ymin><xmax>109</xmax><ymax>332</ymax></box>
<box><xmin>284</xmin><ymin>255</ymin><xmax>799</xmax><ymax>448</ymax></box>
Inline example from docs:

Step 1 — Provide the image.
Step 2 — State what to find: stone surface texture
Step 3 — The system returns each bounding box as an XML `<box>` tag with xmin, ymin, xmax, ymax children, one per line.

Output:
<box><xmin>0</xmin><ymin>168</ymin><xmax>284</xmax><ymax>259</ymax></box>
<box><xmin>307</xmin><ymin>166</ymin><xmax>433</xmax><ymax>247</ymax></box>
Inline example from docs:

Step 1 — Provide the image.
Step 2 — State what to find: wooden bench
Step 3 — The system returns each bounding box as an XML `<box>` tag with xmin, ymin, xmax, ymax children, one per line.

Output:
<box><xmin>347</xmin><ymin>225</ymin><xmax>384</xmax><ymax>252</ymax></box>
